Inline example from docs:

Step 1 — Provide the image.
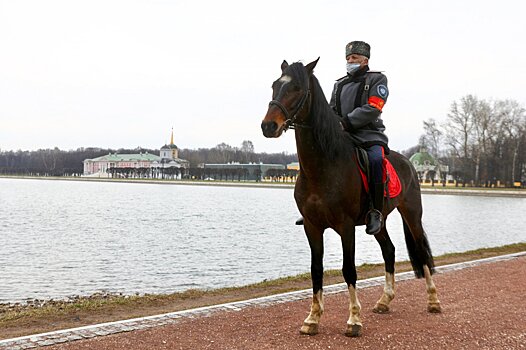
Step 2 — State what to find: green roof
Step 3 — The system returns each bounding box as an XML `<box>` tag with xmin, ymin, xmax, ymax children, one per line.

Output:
<box><xmin>160</xmin><ymin>144</ymin><xmax>178</xmax><ymax>150</ymax></box>
<box><xmin>86</xmin><ymin>153</ymin><xmax>161</xmax><ymax>162</ymax></box>
<box><xmin>409</xmin><ymin>151</ymin><xmax>437</xmax><ymax>166</ymax></box>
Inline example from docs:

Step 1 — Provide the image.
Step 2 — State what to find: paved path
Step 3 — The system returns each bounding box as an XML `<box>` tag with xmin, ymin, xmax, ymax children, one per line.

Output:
<box><xmin>1</xmin><ymin>252</ymin><xmax>525</xmax><ymax>349</ymax></box>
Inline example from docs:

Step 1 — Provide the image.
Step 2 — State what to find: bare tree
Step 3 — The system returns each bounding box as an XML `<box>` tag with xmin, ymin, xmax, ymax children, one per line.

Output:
<box><xmin>214</xmin><ymin>142</ymin><xmax>235</xmax><ymax>164</ymax></box>
<box><xmin>240</xmin><ymin>140</ymin><xmax>255</xmax><ymax>163</ymax></box>
<box><xmin>443</xmin><ymin>95</ymin><xmax>479</xmax><ymax>182</ymax></box>
<box><xmin>422</xmin><ymin>118</ymin><xmax>443</xmax><ymax>158</ymax></box>
<box><xmin>495</xmin><ymin>100</ymin><xmax>526</xmax><ymax>184</ymax></box>
<box><xmin>444</xmin><ymin>95</ymin><xmax>477</xmax><ymax>159</ymax></box>
<box><xmin>240</xmin><ymin>140</ymin><xmax>254</xmax><ymax>154</ymax></box>
<box><xmin>470</xmin><ymin>99</ymin><xmax>493</xmax><ymax>184</ymax></box>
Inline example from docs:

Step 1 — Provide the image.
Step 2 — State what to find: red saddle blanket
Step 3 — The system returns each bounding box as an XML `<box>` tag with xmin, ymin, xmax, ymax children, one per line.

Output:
<box><xmin>359</xmin><ymin>158</ymin><xmax>402</xmax><ymax>198</ymax></box>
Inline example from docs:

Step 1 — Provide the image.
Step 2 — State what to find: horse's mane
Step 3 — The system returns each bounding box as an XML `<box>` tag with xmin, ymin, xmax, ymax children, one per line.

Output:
<box><xmin>287</xmin><ymin>62</ymin><xmax>354</xmax><ymax>160</ymax></box>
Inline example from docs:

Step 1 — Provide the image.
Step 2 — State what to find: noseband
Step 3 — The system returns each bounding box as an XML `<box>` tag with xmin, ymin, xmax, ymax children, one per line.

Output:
<box><xmin>268</xmin><ymin>89</ymin><xmax>311</xmax><ymax>130</ymax></box>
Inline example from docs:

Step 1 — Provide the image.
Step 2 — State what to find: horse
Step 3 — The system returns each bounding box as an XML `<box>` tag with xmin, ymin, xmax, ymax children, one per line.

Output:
<box><xmin>260</xmin><ymin>58</ymin><xmax>441</xmax><ymax>337</ymax></box>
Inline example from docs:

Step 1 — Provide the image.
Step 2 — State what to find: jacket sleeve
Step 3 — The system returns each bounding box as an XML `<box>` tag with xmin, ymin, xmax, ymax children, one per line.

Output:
<box><xmin>345</xmin><ymin>74</ymin><xmax>388</xmax><ymax>131</ymax></box>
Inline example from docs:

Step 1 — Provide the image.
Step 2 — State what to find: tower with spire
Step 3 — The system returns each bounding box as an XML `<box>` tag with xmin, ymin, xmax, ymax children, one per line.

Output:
<box><xmin>160</xmin><ymin>128</ymin><xmax>179</xmax><ymax>160</ymax></box>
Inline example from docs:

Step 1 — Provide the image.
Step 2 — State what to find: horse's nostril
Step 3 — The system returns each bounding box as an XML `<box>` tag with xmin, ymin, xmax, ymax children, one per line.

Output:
<box><xmin>261</xmin><ymin>121</ymin><xmax>278</xmax><ymax>135</ymax></box>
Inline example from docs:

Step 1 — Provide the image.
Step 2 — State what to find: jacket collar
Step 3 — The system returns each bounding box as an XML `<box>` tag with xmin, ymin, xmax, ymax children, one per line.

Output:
<box><xmin>347</xmin><ymin>65</ymin><xmax>369</xmax><ymax>81</ymax></box>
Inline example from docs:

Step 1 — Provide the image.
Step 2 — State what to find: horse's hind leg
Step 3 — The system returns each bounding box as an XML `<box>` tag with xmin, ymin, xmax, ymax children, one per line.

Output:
<box><xmin>423</xmin><ymin>262</ymin><xmax>441</xmax><ymax>313</ymax></box>
<box><xmin>299</xmin><ymin>222</ymin><xmax>325</xmax><ymax>335</ymax></box>
<box><xmin>398</xmin><ymin>200</ymin><xmax>441</xmax><ymax>313</ymax></box>
<box><xmin>372</xmin><ymin>225</ymin><xmax>396</xmax><ymax>313</ymax></box>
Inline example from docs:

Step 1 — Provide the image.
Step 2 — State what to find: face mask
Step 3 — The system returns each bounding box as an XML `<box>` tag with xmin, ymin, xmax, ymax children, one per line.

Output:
<box><xmin>346</xmin><ymin>62</ymin><xmax>361</xmax><ymax>74</ymax></box>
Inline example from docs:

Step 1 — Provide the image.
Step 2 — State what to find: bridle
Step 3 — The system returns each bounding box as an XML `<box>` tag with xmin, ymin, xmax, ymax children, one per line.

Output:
<box><xmin>268</xmin><ymin>88</ymin><xmax>311</xmax><ymax>131</ymax></box>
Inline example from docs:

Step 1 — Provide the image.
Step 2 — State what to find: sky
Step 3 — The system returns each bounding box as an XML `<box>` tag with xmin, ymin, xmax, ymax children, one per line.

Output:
<box><xmin>1</xmin><ymin>0</ymin><xmax>525</xmax><ymax>154</ymax></box>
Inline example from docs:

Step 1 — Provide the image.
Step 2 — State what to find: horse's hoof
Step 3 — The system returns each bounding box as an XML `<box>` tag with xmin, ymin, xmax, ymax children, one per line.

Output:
<box><xmin>300</xmin><ymin>323</ymin><xmax>319</xmax><ymax>335</ymax></box>
<box><xmin>373</xmin><ymin>303</ymin><xmax>390</xmax><ymax>314</ymax></box>
<box><xmin>427</xmin><ymin>303</ymin><xmax>442</xmax><ymax>313</ymax></box>
<box><xmin>345</xmin><ymin>324</ymin><xmax>362</xmax><ymax>337</ymax></box>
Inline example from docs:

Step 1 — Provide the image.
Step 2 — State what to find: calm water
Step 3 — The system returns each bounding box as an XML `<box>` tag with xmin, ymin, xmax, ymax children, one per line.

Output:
<box><xmin>0</xmin><ymin>178</ymin><xmax>525</xmax><ymax>303</ymax></box>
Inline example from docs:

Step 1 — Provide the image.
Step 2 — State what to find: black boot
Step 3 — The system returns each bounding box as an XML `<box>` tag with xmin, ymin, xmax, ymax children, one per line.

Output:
<box><xmin>295</xmin><ymin>217</ymin><xmax>304</xmax><ymax>225</ymax></box>
<box><xmin>365</xmin><ymin>183</ymin><xmax>384</xmax><ymax>235</ymax></box>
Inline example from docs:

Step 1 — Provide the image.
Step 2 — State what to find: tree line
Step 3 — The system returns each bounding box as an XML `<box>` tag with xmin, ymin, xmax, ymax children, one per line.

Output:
<box><xmin>3</xmin><ymin>96</ymin><xmax>523</xmax><ymax>186</ymax></box>
<box><xmin>178</xmin><ymin>141</ymin><xmax>298</xmax><ymax>167</ymax></box>
<box><xmin>0</xmin><ymin>141</ymin><xmax>299</xmax><ymax>177</ymax></box>
<box><xmin>413</xmin><ymin>95</ymin><xmax>525</xmax><ymax>186</ymax></box>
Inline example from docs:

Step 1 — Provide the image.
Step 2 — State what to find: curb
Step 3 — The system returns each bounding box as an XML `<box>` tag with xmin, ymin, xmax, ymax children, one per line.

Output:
<box><xmin>1</xmin><ymin>251</ymin><xmax>525</xmax><ymax>349</ymax></box>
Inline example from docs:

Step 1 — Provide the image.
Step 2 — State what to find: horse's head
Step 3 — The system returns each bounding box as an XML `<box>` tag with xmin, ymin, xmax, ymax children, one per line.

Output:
<box><xmin>261</xmin><ymin>58</ymin><xmax>319</xmax><ymax>138</ymax></box>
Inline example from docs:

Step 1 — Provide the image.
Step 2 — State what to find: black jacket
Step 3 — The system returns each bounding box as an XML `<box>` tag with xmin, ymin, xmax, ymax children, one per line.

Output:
<box><xmin>329</xmin><ymin>66</ymin><xmax>389</xmax><ymax>149</ymax></box>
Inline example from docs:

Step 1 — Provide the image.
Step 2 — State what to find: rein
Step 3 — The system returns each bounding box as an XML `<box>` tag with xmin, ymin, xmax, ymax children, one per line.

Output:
<box><xmin>268</xmin><ymin>89</ymin><xmax>311</xmax><ymax>130</ymax></box>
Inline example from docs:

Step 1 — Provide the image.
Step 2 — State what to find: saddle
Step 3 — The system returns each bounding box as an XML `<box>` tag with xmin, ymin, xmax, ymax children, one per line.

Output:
<box><xmin>355</xmin><ymin>147</ymin><xmax>401</xmax><ymax>199</ymax></box>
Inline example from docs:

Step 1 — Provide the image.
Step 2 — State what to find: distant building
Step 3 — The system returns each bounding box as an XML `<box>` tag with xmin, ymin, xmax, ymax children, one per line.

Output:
<box><xmin>409</xmin><ymin>149</ymin><xmax>449</xmax><ymax>181</ymax></box>
<box><xmin>83</xmin><ymin>129</ymin><xmax>189</xmax><ymax>177</ymax></box>
<box><xmin>287</xmin><ymin>162</ymin><xmax>300</xmax><ymax>171</ymax></box>
<box><xmin>203</xmin><ymin>163</ymin><xmax>286</xmax><ymax>181</ymax></box>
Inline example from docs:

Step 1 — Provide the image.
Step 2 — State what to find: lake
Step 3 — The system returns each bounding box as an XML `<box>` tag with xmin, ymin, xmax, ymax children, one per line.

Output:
<box><xmin>0</xmin><ymin>178</ymin><xmax>525</xmax><ymax>304</ymax></box>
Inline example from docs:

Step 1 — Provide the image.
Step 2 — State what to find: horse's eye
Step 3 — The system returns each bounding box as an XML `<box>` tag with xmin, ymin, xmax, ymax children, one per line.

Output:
<box><xmin>292</xmin><ymin>85</ymin><xmax>301</xmax><ymax>92</ymax></box>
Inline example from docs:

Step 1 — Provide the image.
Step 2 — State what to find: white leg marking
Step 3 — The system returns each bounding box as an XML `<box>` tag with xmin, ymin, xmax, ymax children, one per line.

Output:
<box><xmin>424</xmin><ymin>265</ymin><xmax>441</xmax><ymax>312</ymax></box>
<box><xmin>300</xmin><ymin>290</ymin><xmax>324</xmax><ymax>335</ymax></box>
<box><xmin>374</xmin><ymin>272</ymin><xmax>395</xmax><ymax>312</ymax></box>
<box><xmin>347</xmin><ymin>285</ymin><xmax>362</xmax><ymax>327</ymax></box>
<box><xmin>303</xmin><ymin>290</ymin><xmax>324</xmax><ymax>325</ymax></box>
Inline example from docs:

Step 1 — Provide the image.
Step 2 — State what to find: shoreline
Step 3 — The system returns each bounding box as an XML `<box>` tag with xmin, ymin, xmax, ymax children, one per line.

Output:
<box><xmin>1</xmin><ymin>175</ymin><xmax>525</xmax><ymax>197</ymax></box>
<box><xmin>3</xmin><ymin>243</ymin><xmax>526</xmax><ymax>308</ymax></box>
<box><xmin>1</xmin><ymin>243</ymin><xmax>525</xmax><ymax>341</ymax></box>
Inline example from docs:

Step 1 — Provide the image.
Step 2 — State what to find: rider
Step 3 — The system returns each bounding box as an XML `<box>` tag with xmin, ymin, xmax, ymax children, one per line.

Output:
<box><xmin>296</xmin><ymin>41</ymin><xmax>389</xmax><ymax>236</ymax></box>
<box><xmin>335</xmin><ymin>40</ymin><xmax>389</xmax><ymax>235</ymax></box>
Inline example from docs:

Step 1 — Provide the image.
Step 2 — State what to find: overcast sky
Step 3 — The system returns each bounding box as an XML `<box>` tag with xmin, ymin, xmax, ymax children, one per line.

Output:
<box><xmin>1</xmin><ymin>0</ymin><xmax>525</xmax><ymax>154</ymax></box>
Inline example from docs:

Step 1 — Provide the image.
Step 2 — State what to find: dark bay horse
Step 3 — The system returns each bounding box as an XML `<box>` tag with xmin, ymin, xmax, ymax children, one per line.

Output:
<box><xmin>261</xmin><ymin>59</ymin><xmax>441</xmax><ymax>337</ymax></box>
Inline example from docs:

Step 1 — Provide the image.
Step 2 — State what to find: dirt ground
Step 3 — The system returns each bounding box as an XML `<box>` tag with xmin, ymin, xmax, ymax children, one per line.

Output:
<box><xmin>46</xmin><ymin>255</ymin><xmax>526</xmax><ymax>350</ymax></box>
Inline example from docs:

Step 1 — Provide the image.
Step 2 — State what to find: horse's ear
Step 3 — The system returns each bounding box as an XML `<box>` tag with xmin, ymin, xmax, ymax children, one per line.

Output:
<box><xmin>306</xmin><ymin>57</ymin><xmax>320</xmax><ymax>74</ymax></box>
<box><xmin>281</xmin><ymin>60</ymin><xmax>289</xmax><ymax>72</ymax></box>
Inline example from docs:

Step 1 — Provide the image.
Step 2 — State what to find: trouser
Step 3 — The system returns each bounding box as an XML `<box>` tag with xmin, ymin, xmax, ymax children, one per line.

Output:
<box><xmin>365</xmin><ymin>145</ymin><xmax>384</xmax><ymax>185</ymax></box>
<box><xmin>364</xmin><ymin>145</ymin><xmax>384</xmax><ymax>235</ymax></box>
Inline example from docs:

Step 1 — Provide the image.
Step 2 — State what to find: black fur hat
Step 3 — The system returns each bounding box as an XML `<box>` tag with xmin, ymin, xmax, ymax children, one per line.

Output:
<box><xmin>346</xmin><ymin>41</ymin><xmax>370</xmax><ymax>58</ymax></box>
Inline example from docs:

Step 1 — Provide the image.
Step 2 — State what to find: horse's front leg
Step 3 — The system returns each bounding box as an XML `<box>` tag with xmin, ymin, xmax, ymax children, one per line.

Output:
<box><xmin>424</xmin><ymin>265</ymin><xmax>441</xmax><ymax>312</ymax></box>
<box><xmin>373</xmin><ymin>226</ymin><xmax>396</xmax><ymax>313</ymax></box>
<box><xmin>340</xmin><ymin>223</ymin><xmax>362</xmax><ymax>337</ymax></box>
<box><xmin>299</xmin><ymin>222</ymin><xmax>324</xmax><ymax>336</ymax></box>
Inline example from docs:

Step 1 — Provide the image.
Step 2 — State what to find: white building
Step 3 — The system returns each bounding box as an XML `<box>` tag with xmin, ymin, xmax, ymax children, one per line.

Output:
<box><xmin>83</xmin><ymin>129</ymin><xmax>189</xmax><ymax>177</ymax></box>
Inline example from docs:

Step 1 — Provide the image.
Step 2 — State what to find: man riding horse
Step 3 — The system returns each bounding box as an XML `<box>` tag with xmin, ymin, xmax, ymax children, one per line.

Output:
<box><xmin>262</xmin><ymin>55</ymin><xmax>440</xmax><ymax>337</ymax></box>
<box><xmin>297</xmin><ymin>40</ymin><xmax>389</xmax><ymax>236</ymax></box>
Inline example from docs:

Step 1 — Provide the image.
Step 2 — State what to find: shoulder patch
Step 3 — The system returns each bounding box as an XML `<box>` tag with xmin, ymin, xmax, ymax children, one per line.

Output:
<box><xmin>377</xmin><ymin>84</ymin><xmax>388</xmax><ymax>98</ymax></box>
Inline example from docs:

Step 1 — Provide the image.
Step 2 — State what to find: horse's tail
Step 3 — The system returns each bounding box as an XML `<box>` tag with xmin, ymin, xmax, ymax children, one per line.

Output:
<box><xmin>402</xmin><ymin>219</ymin><xmax>435</xmax><ymax>278</ymax></box>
